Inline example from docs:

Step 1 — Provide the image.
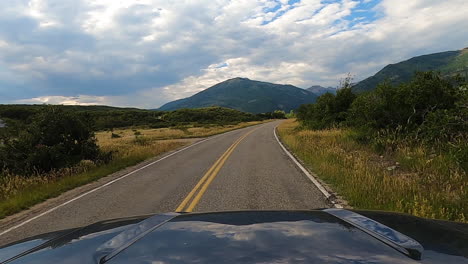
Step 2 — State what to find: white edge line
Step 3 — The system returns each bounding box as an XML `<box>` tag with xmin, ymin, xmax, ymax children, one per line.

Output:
<box><xmin>273</xmin><ymin>125</ymin><xmax>342</xmax><ymax>209</ymax></box>
<box><xmin>0</xmin><ymin>128</ymin><xmax>243</xmax><ymax>237</ymax></box>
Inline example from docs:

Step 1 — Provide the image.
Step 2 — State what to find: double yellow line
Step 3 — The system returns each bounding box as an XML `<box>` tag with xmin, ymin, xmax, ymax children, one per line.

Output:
<box><xmin>175</xmin><ymin>127</ymin><xmax>259</xmax><ymax>212</ymax></box>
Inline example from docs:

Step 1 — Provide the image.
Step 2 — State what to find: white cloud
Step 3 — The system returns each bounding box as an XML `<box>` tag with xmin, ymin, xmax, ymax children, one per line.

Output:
<box><xmin>0</xmin><ymin>0</ymin><xmax>467</xmax><ymax>108</ymax></box>
<box><xmin>14</xmin><ymin>95</ymin><xmax>108</xmax><ymax>105</ymax></box>
<box><xmin>13</xmin><ymin>93</ymin><xmax>151</xmax><ymax>108</ymax></box>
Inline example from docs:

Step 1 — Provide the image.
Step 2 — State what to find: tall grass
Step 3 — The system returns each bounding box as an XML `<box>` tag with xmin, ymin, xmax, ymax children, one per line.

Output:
<box><xmin>278</xmin><ymin>119</ymin><xmax>467</xmax><ymax>222</ymax></box>
<box><xmin>0</xmin><ymin>121</ymin><xmax>266</xmax><ymax>219</ymax></box>
<box><xmin>0</xmin><ymin>140</ymin><xmax>185</xmax><ymax>218</ymax></box>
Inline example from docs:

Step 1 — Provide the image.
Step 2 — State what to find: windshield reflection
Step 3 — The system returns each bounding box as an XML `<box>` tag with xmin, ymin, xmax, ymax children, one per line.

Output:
<box><xmin>111</xmin><ymin>211</ymin><xmax>417</xmax><ymax>264</ymax></box>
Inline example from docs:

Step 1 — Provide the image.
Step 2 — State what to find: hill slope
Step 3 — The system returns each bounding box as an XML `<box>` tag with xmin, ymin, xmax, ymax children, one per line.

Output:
<box><xmin>159</xmin><ymin>78</ymin><xmax>317</xmax><ymax>113</ymax></box>
<box><xmin>353</xmin><ymin>48</ymin><xmax>468</xmax><ymax>92</ymax></box>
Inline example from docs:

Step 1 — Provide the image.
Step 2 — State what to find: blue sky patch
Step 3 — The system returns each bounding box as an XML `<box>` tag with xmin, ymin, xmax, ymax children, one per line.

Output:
<box><xmin>345</xmin><ymin>0</ymin><xmax>382</xmax><ymax>27</ymax></box>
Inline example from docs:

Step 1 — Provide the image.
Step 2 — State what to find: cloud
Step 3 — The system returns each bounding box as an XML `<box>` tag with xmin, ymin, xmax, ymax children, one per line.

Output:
<box><xmin>0</xmin><ymin>0</ymin><xmax>467</xmax><ymax>108</ymax></box>
<box><xmin>14</xmin><ymin>95</ymin><xmax>109</xmax><ymax>105</ymax></box>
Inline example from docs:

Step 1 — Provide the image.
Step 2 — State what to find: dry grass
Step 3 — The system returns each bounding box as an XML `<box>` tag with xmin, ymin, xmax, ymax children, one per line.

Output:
<box><xmin>277</xmin><ymin>119</ymin><xmax>467</xmax><ymax>222</ymax></box>
<box><xmin>96</xmin><ymin>121</ymin><xmax>266</xmax><ymax>143</ymax></box>
<box><xmin>0</xmin><ymin>121</ymin><xmax>266</xmax><ymax>219</ymax></box>
<box><xmin>0</xmin><ymin>140</ymin><xmax>187</xmax><ymax>218</ymax></box>
<box><xmin>95</xmin><ymin>121</ymin><xmax>267</xmax><ymax>167</ymax></box>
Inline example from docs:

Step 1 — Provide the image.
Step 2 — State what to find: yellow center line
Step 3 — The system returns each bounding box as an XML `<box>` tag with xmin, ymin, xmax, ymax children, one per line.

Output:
<box><xmin>175</xmin><ymin>137</ymin><xmax>241</xmax><ymax>212</ymax></box>
<box><xmin>175</xmin><ymin>127</ymin><xmax>260</xmax><ymax>212</ymax></box>
<box><xmin>185</xmin><ymin>134</ymin><xmax>245</xmax><ymax>211</ymax></box>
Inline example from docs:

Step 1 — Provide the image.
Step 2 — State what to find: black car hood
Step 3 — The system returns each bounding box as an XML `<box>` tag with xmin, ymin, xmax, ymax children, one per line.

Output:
<box><xmin>0</xmin><ymin>210</ymin><xmax>467</xmax><ymax>264</ymax></box>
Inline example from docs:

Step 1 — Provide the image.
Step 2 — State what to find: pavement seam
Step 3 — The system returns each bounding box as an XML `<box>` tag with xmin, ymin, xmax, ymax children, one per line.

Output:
<box><xmin>273</xmin><ymin>124</ymin><xmax>343</xmax><ymax>209</ymax></box>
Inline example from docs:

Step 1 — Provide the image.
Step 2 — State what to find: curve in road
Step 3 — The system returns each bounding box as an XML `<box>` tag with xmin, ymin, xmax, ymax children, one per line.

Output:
<box><xmin>0</xmin><ymin>120</ymin><xmax>330</xmax><ymax>246</ymax></box>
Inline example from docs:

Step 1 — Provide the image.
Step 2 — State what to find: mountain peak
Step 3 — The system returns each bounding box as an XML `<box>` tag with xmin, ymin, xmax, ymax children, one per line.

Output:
<box><xmin>225</xmin><ymin>77</ymin><xmax>251</xmax><ymax>82</ymax></box>
<box><xmin>159</xmin><ymin>78</ymin><xmax>317</xmax><ymax>113</ymax></box>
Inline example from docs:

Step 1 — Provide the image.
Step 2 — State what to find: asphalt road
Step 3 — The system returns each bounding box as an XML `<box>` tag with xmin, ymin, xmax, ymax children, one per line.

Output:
<box><xmin>0</xmin><ymin>120</ymin><xmax>329</xmax><ymax>246</ymax></box>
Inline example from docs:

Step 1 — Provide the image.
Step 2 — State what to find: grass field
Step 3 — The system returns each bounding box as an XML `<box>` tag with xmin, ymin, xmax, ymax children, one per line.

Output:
<box><xmin>0</xmin><ymin>121</ymin><xmax>266</xmax><ymax>219</ymax></box>
<box><xmin>96</xmin><ymin>121</ymin><xmax>266</xmax><ymax>144</ymax></box>
<box><xmin>277</xmin><ymin>119</ymin><xmax>467</xmax><ymax>222</ymax></box>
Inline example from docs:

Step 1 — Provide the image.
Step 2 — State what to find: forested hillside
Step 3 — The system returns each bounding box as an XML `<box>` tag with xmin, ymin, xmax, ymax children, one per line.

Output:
<box><xmin>353</xmin><ymin>48</ymin><xmax>468</xmax><ymax>93</ymax></box>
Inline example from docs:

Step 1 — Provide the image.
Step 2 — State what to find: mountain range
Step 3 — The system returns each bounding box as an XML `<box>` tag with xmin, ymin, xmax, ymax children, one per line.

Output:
<box><xmin>159</xmin><ymin>48</ymin><xmax>467</xmax><ymax>113</ymax></box>
<box><xmin>159</xmin><ymin>78</ymin><xmax>317</xmax><ymax>113</ymax></box>
<box><xmin>306</xmin><ymin>85</ymin><xmax>336</xmax><ymax>95</ymax></box>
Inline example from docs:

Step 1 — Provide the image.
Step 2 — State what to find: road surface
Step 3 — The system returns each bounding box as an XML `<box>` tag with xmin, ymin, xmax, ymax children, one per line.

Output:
<box><xmin>0</xmin><ymin>120</ymin><xmax>329</xmax><ymax>246</ymax></box>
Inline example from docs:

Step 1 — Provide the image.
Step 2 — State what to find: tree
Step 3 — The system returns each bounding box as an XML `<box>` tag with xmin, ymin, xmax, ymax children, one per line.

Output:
<box><xmin>296</xmin><ymin>75</ymin><xmax>356</xmax><ymax>129</ymax></box>
<box><xmin>349</xmin><ymin>72</ymin><xmax>462</xmax><ymax>131</ymax></box>
<box><xmin>272</xmin><ymin>110</ymin><xmax>287</xmax><ymax>119</ymax></box>
<box><xmin>285</xmin><ymin>110</ymin><xmax>295</xmax><ymax>118</ymax></box>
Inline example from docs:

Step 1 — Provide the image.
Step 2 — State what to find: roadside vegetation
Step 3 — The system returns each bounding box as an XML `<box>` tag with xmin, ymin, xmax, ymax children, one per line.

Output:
<box><xmin>0</xmin><ymin>105</ymin><xmax>273</xmax><ymax>219</ymax></box>
<box><xmin>279</xmin><ymin>72</ymin><xmax>467</xmax><ymax>222</ymax></box>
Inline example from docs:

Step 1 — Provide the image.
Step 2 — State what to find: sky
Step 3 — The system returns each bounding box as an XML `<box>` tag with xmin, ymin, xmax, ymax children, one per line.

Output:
<box><xmin>0</xmin><ymin>0</ymin><xmax>467</xmax><ymax>109</ymax></box>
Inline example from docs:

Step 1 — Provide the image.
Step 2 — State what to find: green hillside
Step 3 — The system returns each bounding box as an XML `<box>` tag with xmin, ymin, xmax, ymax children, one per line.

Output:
<box><xmin>159</xmin><ymin>77</ymin><xmax>317</xmax><ymax>113</ymax></box>
<box><xmin>353</xmin><ymin>48</ymin><xmax>468</xmax><ymax>92</ymax></box>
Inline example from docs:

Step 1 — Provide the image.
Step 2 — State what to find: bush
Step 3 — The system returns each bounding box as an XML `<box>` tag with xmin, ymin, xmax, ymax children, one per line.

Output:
<box><xmin>296</xmin><ymin>71</ymin><xmax>467</xmax><ymax>168</ymax></box>
<box><xmin>0</xmin><ymin>106</ymin><xmax>102</xmax><ymax>175</ymax></box>
<box><xmin>285</xmin><ymin>110</ymin><xmax>295</xmax><ymax>118</ymax></box>
<box><xmin>297</xmin><ymin>76</ymin><xmax>356</xmax><ymax>129</ymax></box>
<box><xmin>272</xmin><ymin>110</ymin><xmax>287</xmax><ymax>119</ymax></box>
<box><xmin>349</xmin><ymin>72</ymin><xmax>462</xmax><ymax>132</ymax></box>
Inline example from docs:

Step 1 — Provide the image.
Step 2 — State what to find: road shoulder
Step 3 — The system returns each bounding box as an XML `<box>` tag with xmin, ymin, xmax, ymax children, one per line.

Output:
<box><xmin>274</xmin><ymin>122</ymin><xmax>349</xmax><ymax>209</ymax></box>
<box><xmin>0</xmin><ymin>138</ymin><xmax>201</xmax><ymax>235</ymax></box>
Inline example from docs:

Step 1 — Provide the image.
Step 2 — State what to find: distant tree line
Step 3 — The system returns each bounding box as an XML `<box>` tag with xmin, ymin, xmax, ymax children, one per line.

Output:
<box><xmin>160</xmin><ymin>107</ymin><xmax>258</xmax><ymax>125</ymax></box>
<box><xmin>256</xmin><ymin>110</ymin><xmax>287</xmax><ymax>120</ymax></box>
<box><xmin>0</xmin><ymin>105</ymin><xmax>285</xmax><ymax>132</ymax></box>
<box><xmin>296</xmin><ymin>72</ymin><xmax>467</xmax><ymax>169</ymax></box>
<box><xmin>0</xmin><ymin>105</ymin><xmax>167</xmax><ymax>131</ymax></box>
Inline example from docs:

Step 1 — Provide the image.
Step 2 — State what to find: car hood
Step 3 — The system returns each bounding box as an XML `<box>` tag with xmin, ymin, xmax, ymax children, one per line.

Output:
<box><xmin>0</xmin><ymin>210</ymin><xmax>467</xmax><ymax>264</ymax></box>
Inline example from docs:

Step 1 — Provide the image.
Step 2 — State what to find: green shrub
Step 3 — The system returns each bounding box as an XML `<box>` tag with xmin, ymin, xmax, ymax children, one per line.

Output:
<box><xmin>346</xmin><ymin>72</ymin><xmax>465</xmax><ymax>144</ymax></box>
<box><xmin>0</xmin><ymin>106</ymin><xmax>102</xmax><ymax>175</ymax></box>
<box><xmin>285</xmin><ymin>110</ymin><xmax>295</xmax><ymax>118</ymax></box>
<box><xmin>297</xmin><ymin>76</ymin><xmax>356</xmax><ymax>129</ymax></box>
<box><xmin>296</xmin><ymin>71</ymin><xmax>467</xmax><ymax>171</ymax></box>
<box><xmin>349</xmin><ymin>72</ymin><xmax>461</xmax><ymax>132</ymax></box>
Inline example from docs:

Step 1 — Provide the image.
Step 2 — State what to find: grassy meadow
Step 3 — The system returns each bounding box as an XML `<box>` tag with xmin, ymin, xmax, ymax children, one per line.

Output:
<box><xmin>278</xmin><ymin>119</ymin><xmax>467</xmax><ymax>222</ymax></box>
<box><xmin>0</xmin><ymin>121</ymin><xmax>265</xmax><ymax>219</ymax></box>
<box><xmin>97</xmin><ymin>121</ymin><xmax>266</xmax><ymax>143</ymax></box>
